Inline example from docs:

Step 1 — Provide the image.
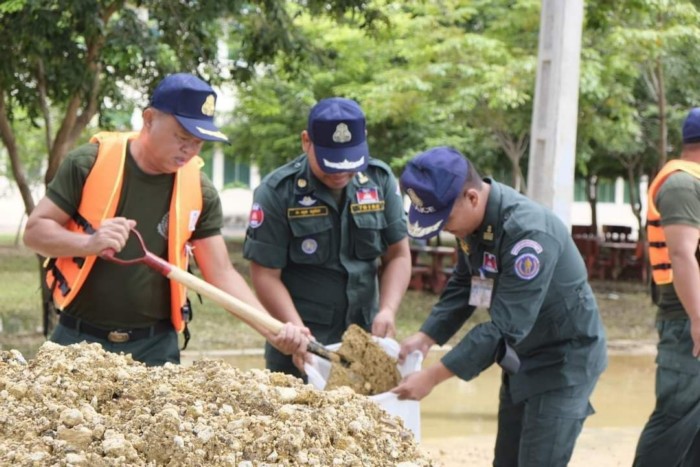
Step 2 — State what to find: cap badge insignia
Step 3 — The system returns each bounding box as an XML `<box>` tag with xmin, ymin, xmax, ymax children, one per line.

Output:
<box><xmin>408</xmin><ymin>219</ymin><xmax>443</xmax><ymax>238</ymax></box>
<box><xmin>201</xmin><ymin>95</ymin><xmax>216</xmax><ymax>116</ymax></box>
<box><xmin>406</xmin><ymin>188</ymin><xmax>423</xmax><ymax>207</ymax></box>
<box><xmin>332</xmin><ymin>123</ymin><xmax>352</xmax><ymax>143</ymax></box>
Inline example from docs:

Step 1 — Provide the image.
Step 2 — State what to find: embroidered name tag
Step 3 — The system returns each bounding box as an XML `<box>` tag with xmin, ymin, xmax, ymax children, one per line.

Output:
<box><xmin>287</xmin><ymin>206</ymin><xmax>329</xmax><ymax>218</ymax></box>
<box><xmin>350</xmin><ymin>201</ymin><xmax>385</xmax><ymax>214</ymax></box>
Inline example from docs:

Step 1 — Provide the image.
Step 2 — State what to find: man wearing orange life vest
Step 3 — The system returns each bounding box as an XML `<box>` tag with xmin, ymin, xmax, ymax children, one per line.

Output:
<box><xmin>634</xmin><ymin>108</ymin><xmax>700</xmax><ymax>466</ymax></box>
<box><xmin>23</xmin><ymin>73</ymin><xmax>309</xmax><ymax>366</ymax></box>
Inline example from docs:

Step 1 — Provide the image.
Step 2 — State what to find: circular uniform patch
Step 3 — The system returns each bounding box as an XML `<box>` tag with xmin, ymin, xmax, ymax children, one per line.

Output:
<box><xmin>248</xmin><ymin>203</ymin><xmax>264</xmax><ymax>229</ymax></box>
<box><xmin>301</xmin><ymin>238</ymin><xmax>318</xmax><ymax>255</ymax></box>
<box><xmin>514</xmin><ymin>253</ymin><xmax>540</xmax><ymax>280</ymax></box>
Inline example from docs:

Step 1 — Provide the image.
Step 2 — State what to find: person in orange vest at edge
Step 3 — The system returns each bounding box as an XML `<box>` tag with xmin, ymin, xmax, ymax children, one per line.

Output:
<box><xmin>634</xmin><ymin>108</ymin><xmax>700</xmax><ymax>466</ymax></box>
<box><xmin>23</xmin><ymin>73</ymin><xmax>310</xmax><ymax>366</ymax></box>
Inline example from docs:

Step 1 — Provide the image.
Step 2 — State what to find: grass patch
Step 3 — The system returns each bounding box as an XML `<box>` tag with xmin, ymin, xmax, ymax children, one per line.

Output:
<box><xmin>0</xmin><ymin>240</ymin><xmax>657</xmax><ymax>359</ymax></box>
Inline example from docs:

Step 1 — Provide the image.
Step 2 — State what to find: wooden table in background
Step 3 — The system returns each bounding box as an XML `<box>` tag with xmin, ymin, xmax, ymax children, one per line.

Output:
<box><xmin>600</xmin><ymin>241</ymin><xmax>637</xmax><ymax>280</ymax></box>
<box><xmin>409</xmin><ymin>245</ymin><xmax>457</xmax><ymax>294</ymax></box>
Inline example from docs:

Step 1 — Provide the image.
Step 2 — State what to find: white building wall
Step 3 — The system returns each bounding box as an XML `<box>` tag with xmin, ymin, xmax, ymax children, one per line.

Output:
<box><xmin>570</xmin><ymin>176</ymin><xmax>648</xmax><ymax>240</ymax></box>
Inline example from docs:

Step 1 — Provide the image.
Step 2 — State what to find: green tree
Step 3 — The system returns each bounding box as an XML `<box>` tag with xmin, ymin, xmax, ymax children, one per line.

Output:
<box><xmin>0</xmin><ymin>0</ymin><xmax>382</xmax><ymax>215</ymax></box>
<box><xmin>577</xmin><ymin>0</ymin><xmax>700</xmax><ymax>236</ymax></box>
<box><xmin>229</xmin><ymin>0</ymin><xmax>542</xmax><ymax>188</ymax></box>
<box><xmin>0</xmin><ymin>0</ymin><xmax>382</xmax><ymax>335</ymax></box>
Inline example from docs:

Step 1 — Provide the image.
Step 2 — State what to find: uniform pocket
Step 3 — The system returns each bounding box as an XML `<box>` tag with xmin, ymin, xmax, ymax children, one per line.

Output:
<box><xmin>288</xmin><ymin>216</ymin><xmax>332</xmax><ymax>265</ymax></box>
<box><xmin>351</xmin><ymin>212</ymin><xmax>387</xmax><ymax>260</ymax></box>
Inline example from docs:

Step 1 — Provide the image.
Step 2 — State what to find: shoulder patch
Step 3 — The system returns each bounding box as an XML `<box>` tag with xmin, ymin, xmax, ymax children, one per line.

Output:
<box><xmin>514</xmin><ymin>253</ymin><xmax>540</xmax><ymax>280</ymax></box>
<box><xmin>248</xmin><ymin>203</ymin><xmax>264</xmax><ymax>229</ymax></box>
<box><xmin>510</xmin><ymin>239</ymin><xmax>543</xmax><ymax>255</ymax></box>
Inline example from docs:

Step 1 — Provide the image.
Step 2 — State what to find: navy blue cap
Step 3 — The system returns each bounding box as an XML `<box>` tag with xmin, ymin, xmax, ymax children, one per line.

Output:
<box><xmin>683</xmin><ymin>107</ymin><xmax>700</xmax><ymax>144</ymax></box>
<box><xmin>150</xmin><ymin>73</ymin><xmax>229</xmax><ymax>143</ymax></box>
<box><xmin>307</xmin><ymin>97</ymin><xmax>369</xmax><ymax>174</ymax></box>
<box><xmin>400</xmin><ymin>146</ymin><xmax>468</xmax><ymax>239</ymax></box>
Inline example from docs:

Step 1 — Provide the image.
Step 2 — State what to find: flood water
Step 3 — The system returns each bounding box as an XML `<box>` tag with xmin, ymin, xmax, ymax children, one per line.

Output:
<box><xmin>181</xmin><ymin>349</ymin><xmax>656</xmax><ymax>440</ymax></box>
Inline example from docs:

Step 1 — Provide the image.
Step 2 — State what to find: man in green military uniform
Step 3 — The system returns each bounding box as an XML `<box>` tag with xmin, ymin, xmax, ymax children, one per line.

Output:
<box><xmin>243</xmin><ymin>97</ymin><xmax>411</xmax><ymax>377</ymax></box>
<box><xmin>393</xmin><ymin>147</ymin><xmax>607</xmax><ymax>467</ymax></box>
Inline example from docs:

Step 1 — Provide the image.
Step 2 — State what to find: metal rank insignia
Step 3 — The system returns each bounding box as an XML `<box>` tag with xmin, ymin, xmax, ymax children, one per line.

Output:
<box><xmin>201</xmin><ymin>95</ymin><xmax>216</xmax><ymax>116</ymax></box>
<box><xmin>457</xmin><ymin>238</ymin><xmax>470</xmax><ymax>255</ymax></box>
<box><xmin>483</xmin><ymin>225</ymin><xmax>494</xmax><ymax>241</ymax></box>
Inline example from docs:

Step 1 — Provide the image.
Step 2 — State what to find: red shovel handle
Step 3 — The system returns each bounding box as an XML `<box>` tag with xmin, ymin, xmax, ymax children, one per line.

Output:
<box><xmin>100</xmin><ymin>228</ymin><xmax>172</xmax><ymax>276</ymax></box>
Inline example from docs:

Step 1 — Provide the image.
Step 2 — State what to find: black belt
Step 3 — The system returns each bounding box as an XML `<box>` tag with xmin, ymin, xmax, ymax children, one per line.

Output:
<box><xmin>59</xmin><ymin>313</ymin><xmax>173</xmax><ymax>343</ymax></box>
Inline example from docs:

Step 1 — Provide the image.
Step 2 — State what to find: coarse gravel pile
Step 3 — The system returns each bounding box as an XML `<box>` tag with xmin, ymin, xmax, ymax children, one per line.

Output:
<box><xmin>0</xmin><ymin>342</ymin><xmax>435</xmax><ymax>466</ymax></box>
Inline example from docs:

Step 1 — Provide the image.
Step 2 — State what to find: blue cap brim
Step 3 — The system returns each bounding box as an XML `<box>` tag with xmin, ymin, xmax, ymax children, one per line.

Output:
<box><xmin>174</xmin><ymin>115</ymin><xmax>229</xmax><ymax>143</ymax></box>
<box><xmin>314</xmin><ymin>142</ymin><xmax>369</xmax><ymax>174</ymax></box>
<box><xmin>407</xmin><ymin>203</ymin><xmax>453</xmax><ymax>240</ymax></box>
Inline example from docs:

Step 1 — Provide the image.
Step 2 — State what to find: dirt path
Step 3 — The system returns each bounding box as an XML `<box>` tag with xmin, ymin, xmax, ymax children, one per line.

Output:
<box><xmin>420</xmin><ymin>426</ymin><xmax>641</xmax><ymax>466</ymax></box>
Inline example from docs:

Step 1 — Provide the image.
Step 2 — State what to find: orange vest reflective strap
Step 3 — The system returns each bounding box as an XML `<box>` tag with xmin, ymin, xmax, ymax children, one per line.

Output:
<box><xmin>45</xmin><ymin>131</ymin><xmax>204</xmax><ymax>334</ymax></box>
<box><xmin>168</xmin><ymin>149</ymin><xmax>204</xmax><ymax>332</ymax></box>
<box><xmin>646</xmin><ymin>159</ymin><xmax>700</xmax><ymax>284</ymax></box>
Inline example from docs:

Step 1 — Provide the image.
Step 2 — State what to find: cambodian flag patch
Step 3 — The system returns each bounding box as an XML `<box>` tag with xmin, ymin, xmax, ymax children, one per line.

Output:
<box><xmin>248</xmin><ymin>203</ymin><xmax>264</xmax><ymax>229</ymax></box>
<box><xmin>514</xmin><ymin>253</ymin><xmax>540</xmax><ymax>280</ymax></box>
<box><xmin>356</xmin><ymin>187</ymin><xmax>379</xmax><ymax>204</ymax></box>
<box><xmin>482</xmin><ymin>252</ymin><xmax>498</xmax><ymax>273</ymax></box>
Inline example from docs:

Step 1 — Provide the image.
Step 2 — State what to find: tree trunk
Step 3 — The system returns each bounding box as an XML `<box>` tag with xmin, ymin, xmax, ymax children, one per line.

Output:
<box><xmin>0</xmin><ymin>90</ymin><xmax>36</xmax><ymax>215</ymax></box>
<box><xmin>586</xmin><ymin>175</ymin><xmax>599</xmax><ymax>234</ymax></box>
<box><xmin>655</xmin><ymin>57</ymin><xmax>668</xmax><ymax>172</ymax></box>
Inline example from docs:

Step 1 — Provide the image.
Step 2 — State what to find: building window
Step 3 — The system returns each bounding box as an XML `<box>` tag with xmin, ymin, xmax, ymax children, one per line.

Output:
<box><xmin>574</xmin><ymin>177</ymin><xmax>616</xmax><ymax>203</ymax></box>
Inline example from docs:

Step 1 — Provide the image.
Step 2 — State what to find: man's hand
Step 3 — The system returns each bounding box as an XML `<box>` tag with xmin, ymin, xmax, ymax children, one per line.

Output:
<box><xmin>371</xmin><ymin>308</ymin><xmax>396</xmax><ymax>338</ymax></box>
<box><xmin>268</xmin><ymin>322</ymin><xmax>311</xmax><ymax>356</ymax></box>
<box><xmin>398</xmin><ymin>331</ymin><xmax>435</xmax><ymax>363</ymax></box>
<box><xmin>691</xmin><ymin>317</ymin><xmax>700</xmax><ymax>358</ymax></box>
<box><xmin>89</xmin><ymin>217</ymin><xmax>136</xmax><ymax>255</ymax></box>
<box><xmin>392</xmin><ymin>363</ymin><xmax>454</xmax><ymax>401</ymax></box>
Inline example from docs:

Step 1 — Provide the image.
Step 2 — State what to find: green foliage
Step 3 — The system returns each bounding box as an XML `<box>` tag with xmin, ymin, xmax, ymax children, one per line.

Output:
<box><xmin>228</xmin><ymin>0</ymin><xmax>542</xmax><ymax>183</ymax></box>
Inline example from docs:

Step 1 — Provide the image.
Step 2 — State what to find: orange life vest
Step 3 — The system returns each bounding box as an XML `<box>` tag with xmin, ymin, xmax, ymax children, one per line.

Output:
<box><xmin>646</xmin><ymin>159</ymin><xmax>700</xmax><ymax>285</ymax></box>
<box><xmin>45</xmin><ymin>131</ymin><xmax>203</xmax><ymax>333</ymax></box>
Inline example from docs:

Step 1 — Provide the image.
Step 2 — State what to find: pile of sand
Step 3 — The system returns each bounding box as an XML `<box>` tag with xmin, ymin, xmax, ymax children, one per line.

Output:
<box><xmin>0</xmin><ymin>342</ymin><xmax>434</xmax><ymax>466</ymax></box>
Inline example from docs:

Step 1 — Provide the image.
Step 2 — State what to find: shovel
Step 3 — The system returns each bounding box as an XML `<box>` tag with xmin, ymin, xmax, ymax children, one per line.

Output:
<box><xmin>101</xmin><ymin>228</ymin><xmax>351</xmax><ymax>367</ymax></box>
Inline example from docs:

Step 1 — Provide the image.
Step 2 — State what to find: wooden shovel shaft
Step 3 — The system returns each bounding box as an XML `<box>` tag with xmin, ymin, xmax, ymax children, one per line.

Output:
<box><xmin>166</xmin><ymin>265</ymin><xmax>285</xmax><ymax>334</ymax></box>
<box><xmin>146</xmin><ymin>255</ymin><xmax>349</xmax><ymax>366</ymax></box>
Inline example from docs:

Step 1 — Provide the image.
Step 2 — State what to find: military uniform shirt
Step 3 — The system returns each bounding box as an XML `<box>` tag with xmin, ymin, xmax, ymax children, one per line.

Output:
<box><xmin>46</xmin><ymin>142</ymin><xmax>222</xmax><ymax>327</ymax></box>
<box><xmin>243</xmin><ymin>154</ymin><xmax>407</xmax><ymax>343</ymax></box>
<box><xmin>655</xmin><ymin>171</ymin><xmax>700</xmax><ymax>321</ymax></box>
<box><xmin>419</xmin><ymin>180</ymin><xmax>608</xmax><ymax>403</ymax></box>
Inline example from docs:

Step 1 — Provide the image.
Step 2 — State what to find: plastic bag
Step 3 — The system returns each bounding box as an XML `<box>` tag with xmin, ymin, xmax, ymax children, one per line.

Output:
<box><xmin>304</xmin><ymin>337</ymin><xmax>423</xmax><ymax>441</ymax></box>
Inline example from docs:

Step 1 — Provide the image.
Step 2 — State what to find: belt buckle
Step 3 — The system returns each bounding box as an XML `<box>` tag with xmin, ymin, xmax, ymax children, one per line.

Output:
<box><xmin>107</xmin><ymin>330</ymin><xmax>131</xmax><ymax>343</ymax></box>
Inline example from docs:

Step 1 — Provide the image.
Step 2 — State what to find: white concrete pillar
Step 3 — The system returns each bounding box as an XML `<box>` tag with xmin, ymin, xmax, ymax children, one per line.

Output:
<box><xmin>212</xmin><ymin>147</ymin><xmax>225</xmax><ymax>190</ymax></box>
<box><xmin>526</xmin><ymin>0</ymin><xmax>585</xmax><ymax>229</ymax></box>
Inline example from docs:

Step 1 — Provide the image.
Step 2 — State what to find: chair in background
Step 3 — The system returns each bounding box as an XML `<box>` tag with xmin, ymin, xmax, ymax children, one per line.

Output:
<box><xmin>602</xmin><ymin>225</ymin><xmax>633</xmax><ymax>243</ymax></box>
<box><xmin>617</xmin><ymin>239</ymin><xmax>649</xmax><ymax>283</ymax></box>
<box><xmin>571</xmin><ymin>225</ymin><xmax>611</xmax><ymax>280</ymax></box>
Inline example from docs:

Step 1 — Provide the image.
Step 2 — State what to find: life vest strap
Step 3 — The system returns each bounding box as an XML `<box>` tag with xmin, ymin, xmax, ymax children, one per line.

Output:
<box><xmin>72</xmin><ymin>211</ymin><xmax>96</xmax><ymax>234</ymax></box>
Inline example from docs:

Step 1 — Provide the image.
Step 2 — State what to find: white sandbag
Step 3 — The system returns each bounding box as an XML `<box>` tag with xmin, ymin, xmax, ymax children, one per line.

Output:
<box><xmin>305</xmin><ymin>337</ymin><xmax>423</xmax><ymax>441</ymax></box>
